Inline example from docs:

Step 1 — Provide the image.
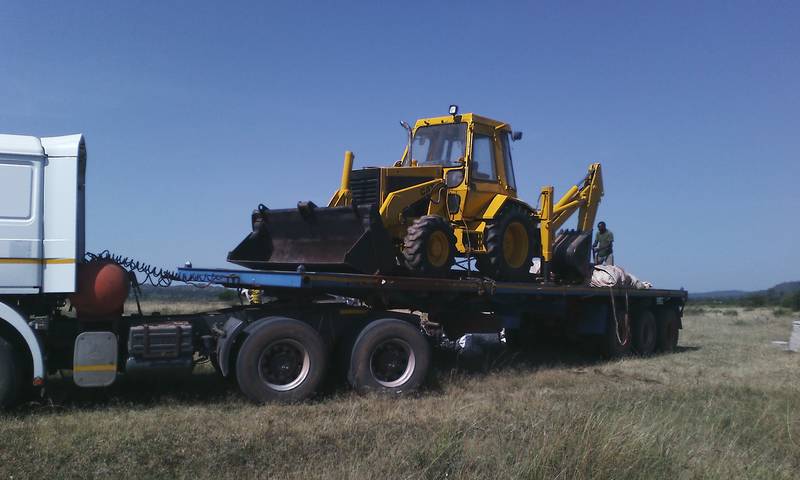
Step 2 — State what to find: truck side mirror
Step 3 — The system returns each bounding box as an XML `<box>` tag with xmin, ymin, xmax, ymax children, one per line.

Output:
<box><xmin>512</xmin><ymin>131</ymin><xmax>523</xmax><ymax>141</ymax></box>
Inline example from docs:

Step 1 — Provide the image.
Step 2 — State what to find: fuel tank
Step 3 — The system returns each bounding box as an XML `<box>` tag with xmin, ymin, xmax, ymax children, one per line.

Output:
<box><xmin>69</xmin><ymin>260</ymin><xmax>129</xmax><ymax>318</ymax></box>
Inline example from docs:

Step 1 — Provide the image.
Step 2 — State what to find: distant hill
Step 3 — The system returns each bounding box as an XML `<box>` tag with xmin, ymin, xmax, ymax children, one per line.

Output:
<box><xmin>690</xmin><ymin>280</ymin><xmax>800</xmax><ymax>304</ymax></box>
<box><xmin>767</xmin><ymin>281</ymin><xmax>800</xmax><ymax>296</ymax></box>
<box><xmin>690</xmin><ymin>290</ymin><xmax>749</xmax><ymax>300</ymax></box>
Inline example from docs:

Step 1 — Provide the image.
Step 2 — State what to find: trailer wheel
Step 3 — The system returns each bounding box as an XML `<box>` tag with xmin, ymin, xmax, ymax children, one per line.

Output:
<box><xmin>348</xmin><ymin>318</ymin><xmax>430</xmax><ymax>395</ymax></box>
<box><xmin>632</xmin><ymin>309</ymin><xmax>657</xmax><ymax>356</ymax></box>
<box><xmin>402</xmin><ymin>216</ymin><xmax>457</xmax><ymax>277</ymax></box>
<box><xmin>656</xmin><ymin>308</ymin><xmax>680</xmax><ymax>352</ymax></box>
<box><xmin>235</xmin><ymin>317</ymin><xmax>327</xmax><ymax>403</ymax></box>
<box><xmin>603</xmin><ymin>305</ymin><xmax>632</xmax><ymax>358</ymax></box>
<box><xmin>0</xmin><ymin>335</ymin><xmax>23</xmax><ymax>409</ymax></box>
<box><xmin>477</xmin><ymin>203</ymin><xmax>538</xmax><ymax>280</ymax></box>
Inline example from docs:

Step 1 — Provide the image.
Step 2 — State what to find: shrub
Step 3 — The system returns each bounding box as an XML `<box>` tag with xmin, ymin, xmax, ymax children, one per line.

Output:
<box><xmin>743</xmin><ymin>294</ymin><xmax>767</xmax><ymax>308</ymax></box>
<box><xmin>722</xmin><ymin>310</ymin><xmax>739</xmax><ymax>317</ymax></box>
<box><xmin>780</xmin><ymin>291</ymin><xmax>800</xmax><ymax>311</ymax></box>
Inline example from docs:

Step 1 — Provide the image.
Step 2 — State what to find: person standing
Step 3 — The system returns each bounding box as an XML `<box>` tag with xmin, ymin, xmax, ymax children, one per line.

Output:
<box><xmin>593</xmin><ymin>221</ymin><xmax>614</xmax><ymax>265</ymax></box>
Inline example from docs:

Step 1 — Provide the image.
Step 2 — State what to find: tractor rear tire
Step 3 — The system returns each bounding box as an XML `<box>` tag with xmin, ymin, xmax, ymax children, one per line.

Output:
<box><xmin>235</xmin><ymin>317</ymin><xmax>327</xmax><ymax>403</ymax></box>
<box><xmin>632</xmin><ymin>309</ymin><xmax>657</xmax><ymax>356</ymax></box>
<box><xmin>348</xmin><ymin>318</ymin><xmax>431</xmax><ymax>395</ymax></box>
<box><xmin>0</xmin><ymin>335</ymin><xmax>22</xmax><ymax>410</ymax></box>
<box><xmin>402</xmin><ymin>216</ymin><xmax>457</xmax><ymax>277</ymax></box>
<box><xmin>656</xmin><ymin>308</ymin><xmax>680</xmax><ymax>352</ymax></box>
<box><xmin>477</xmin><ymin>203</ymin><xmax>538</xmax><ymax>280</ymax></box>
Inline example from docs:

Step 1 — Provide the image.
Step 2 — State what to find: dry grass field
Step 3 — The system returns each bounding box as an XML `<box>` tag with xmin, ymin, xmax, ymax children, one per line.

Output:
<box><xmin>1</xmin><ymin>305</ymin><xmax>799</xmax><ymax>479</ymax></box>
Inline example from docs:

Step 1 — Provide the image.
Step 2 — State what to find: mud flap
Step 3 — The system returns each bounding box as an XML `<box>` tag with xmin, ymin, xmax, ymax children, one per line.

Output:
<box><xmin>550</xmin><ymin>229</ymin><xmax>592</xmax><ymax>283</ymax></box>
<box><xmin>227</xmin><ymin>202</ymin><xmax>396</xmax><ymax>274</ymax></box>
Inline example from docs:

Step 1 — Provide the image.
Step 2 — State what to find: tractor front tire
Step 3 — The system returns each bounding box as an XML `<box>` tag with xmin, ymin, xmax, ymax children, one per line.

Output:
<box><xmin>402</xmin><ymin>216</ymin><xmax>457</xmax><ymax>277</ymax></box>
<box><xmin>477</xmin><ymin>204</ymin><xmax>538</xmax><ymax>280</ymax></box>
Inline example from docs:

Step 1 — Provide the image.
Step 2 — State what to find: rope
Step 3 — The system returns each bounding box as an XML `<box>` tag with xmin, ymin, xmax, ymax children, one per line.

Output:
<box><xmin>608</xmin><ymin>286</ymin><xmax>630</xmax><ymax>346</ymax></box>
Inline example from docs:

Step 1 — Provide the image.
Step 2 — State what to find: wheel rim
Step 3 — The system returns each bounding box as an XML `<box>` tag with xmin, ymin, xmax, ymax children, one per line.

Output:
<box><xmin>369</xmin><ymin>339</ymin><xmax>415</xmax><ymax>388</ymax></box>
<box><xmin>502</xmin><ymin>221</ymin><xmax>529</xmax><ymax>269</ymax></box>
<box><xmin>426</xmin><ymin>230</ymin><xmax>450</xmax><ymax>268</ymax></box>
<box><xmin>257</xmin><ymin>339</ymin><xmax>310</xmax><ymax>392</ymax></box>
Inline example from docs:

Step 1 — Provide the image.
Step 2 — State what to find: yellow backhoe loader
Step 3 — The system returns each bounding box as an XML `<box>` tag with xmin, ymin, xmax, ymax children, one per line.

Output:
<box><xmin>229</xmin><ymin>106</ymin><xmax>603</xmax><ymax>283</ymax></box>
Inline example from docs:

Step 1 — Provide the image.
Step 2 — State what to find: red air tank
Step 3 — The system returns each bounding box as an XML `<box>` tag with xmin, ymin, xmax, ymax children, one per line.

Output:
<box><xmin>69</xmin><ymin>260</ymin><xmax>130</xmax><ymax>319</ymax></box>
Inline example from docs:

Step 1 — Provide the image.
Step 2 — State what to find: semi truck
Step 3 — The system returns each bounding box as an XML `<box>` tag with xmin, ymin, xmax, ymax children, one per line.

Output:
<box><xmin>0</xmin><ymin>132</ymin><xmax>686</xmax><ymax>408</ymax></box>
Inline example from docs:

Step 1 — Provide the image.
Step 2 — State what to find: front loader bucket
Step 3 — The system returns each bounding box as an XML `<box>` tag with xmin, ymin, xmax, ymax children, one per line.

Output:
<box><xmin>227</xmin><ymin>202</ymin><xmax>396</xmax><ymax>274</ymax></box>
<box><xmin>550</xmin><ymin>229</ymin><xmax>592</xmax><ymax>283</ymax></box>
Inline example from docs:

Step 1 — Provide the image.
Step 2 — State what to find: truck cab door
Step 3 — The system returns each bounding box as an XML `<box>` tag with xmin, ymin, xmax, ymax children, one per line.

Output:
<box><xmin>0</xmin><ymin>138</ymin><xmax>45</xmax><ymax>293</ymax></box>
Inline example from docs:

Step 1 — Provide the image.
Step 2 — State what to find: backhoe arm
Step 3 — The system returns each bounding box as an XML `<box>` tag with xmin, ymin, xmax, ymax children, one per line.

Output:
<box><xmin>538</xmin><ymin>163</ymin><xmax>603</xmax><ymax>263</ymax></box>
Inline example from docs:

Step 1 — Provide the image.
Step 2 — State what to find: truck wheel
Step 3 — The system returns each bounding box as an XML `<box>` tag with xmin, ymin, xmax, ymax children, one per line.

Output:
<box><xmin>603</xmin><ymin>305</ymin><xmax>632</xmax><ymax>358</ymax></box>
<box><xmin>348</xmin><ymin>318</ymin><xmax>431</xmax><ymax>395</ymax></box>
<box><xmin>235</xmin><ymin>317</ymin><xmax>327</xmax><ymax>403</ymax></box>
<box><xmin>0</xmin><ymin>335</ymin><xmax>22</xmax><ymax>409</ymax></box>
<box><xmin>477</xmin><ymin>204</ymin><xmax>538</xmax><ymax>280</ymax></box>
<box><xmin>656</xmin><ymin>308</ymin><xmax>680</xmax><ymax>352</ymax></box>
<box><xmin>402</xmin><ymin>215</ymin><xmax>457</xmax><ymax>277</ymax></box>
<box><xmin>632</xmin><ymin>309</ymin><xmax>657</xmax><ymax>356</ymax></box>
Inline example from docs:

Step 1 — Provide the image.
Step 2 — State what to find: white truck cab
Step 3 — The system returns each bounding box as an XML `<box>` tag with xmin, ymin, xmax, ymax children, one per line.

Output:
<box><xmin>0</xmin><ymin>134</ymin><xmax>85</xmax><ymax>294</ymax></box>
<box><xmin>0</xmin><ymin>134</ymin><xmax>85</xmax><ymax>399</ymax></box>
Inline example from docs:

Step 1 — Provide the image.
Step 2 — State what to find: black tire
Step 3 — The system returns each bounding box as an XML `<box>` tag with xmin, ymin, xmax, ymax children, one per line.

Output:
<box><xmin>0</xmin><ymin>335</ymin><xmax>22</xmax><ymax>410</ymax></box>
<box><xmin>402</xmin><ymin>215</ymin><xmax>457</xmax><ymax>277</ymax></box>
<box><xmin>655</xmin><ymin>308</ymin><xmax>680</xmax><ymax>353</ymax></box>
<box><xmin>348</xmin><ymin>318</ymin><xmax>431</xmax><ymax>395</ymax></box>
<box><xmin>632</xmin><ymin>309</ymin><xmax>657</xmax><ymax>356</ymax></box>
<box><xmin>602</xmin><ymin>304</ymin><xmax>632</xmax><ymax>358</ymax></box>
<box><xmin>235</xmin><ymin>317</ymin><xmax>327</xmax><ymax>403</ymax></box>
<box><xmin>476</xmin><ymin>203</ymin><xmax>538</xmax><ymax>280</ymax></box>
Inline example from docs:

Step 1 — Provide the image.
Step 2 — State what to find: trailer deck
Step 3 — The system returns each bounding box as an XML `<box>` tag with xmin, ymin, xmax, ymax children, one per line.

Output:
<box><xmin>176</xmin><ymin>266</ymin><xmax>687</xmax><ymax>307</ymax></box>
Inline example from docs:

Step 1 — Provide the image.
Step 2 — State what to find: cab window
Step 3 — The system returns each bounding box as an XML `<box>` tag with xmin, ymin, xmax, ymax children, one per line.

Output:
<box><xmin>471</xmin><ymin>134</ymin><xmax>496</xmax><ymax>181</ymax></box>
<box><xmin>499</xmin><ymin>133</ymin><xmax>517</xmax><ymax>190</ymax></box>
<box><xmin>412</xmin><ymin>123</ymin><xmax>467</xmax><ymax>166</ymax></box>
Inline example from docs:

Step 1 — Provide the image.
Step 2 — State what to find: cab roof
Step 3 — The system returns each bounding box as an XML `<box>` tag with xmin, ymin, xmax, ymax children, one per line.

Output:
<box><xmin>413</xmin><ymin>113</ymin><xmax>511</xmax><ymax>132</ymax></box>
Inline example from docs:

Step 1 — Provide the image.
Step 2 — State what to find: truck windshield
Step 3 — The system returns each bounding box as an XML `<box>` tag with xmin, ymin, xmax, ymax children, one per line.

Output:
<box><xmin>411</xmin><ymin>123</ymin><xmax>467</xmax><ymax>167</ymax></box>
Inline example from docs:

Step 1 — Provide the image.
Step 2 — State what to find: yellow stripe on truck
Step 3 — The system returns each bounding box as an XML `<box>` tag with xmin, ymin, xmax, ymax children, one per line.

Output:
<box><xmin>73</xmin><ymin>364</ymin><xmax>117</xmax><ymax>373</ymax></box>
<box><xmin>0</xmin><ymin>258</ymin><xmax>75</xmax><ymax>265</ymax></box>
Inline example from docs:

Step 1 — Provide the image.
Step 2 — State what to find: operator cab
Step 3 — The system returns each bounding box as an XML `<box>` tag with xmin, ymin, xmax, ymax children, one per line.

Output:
<box><xmin>399</xmin><ymin>108</ymin><xmax>520</xmax><ymax>195</ymax></box>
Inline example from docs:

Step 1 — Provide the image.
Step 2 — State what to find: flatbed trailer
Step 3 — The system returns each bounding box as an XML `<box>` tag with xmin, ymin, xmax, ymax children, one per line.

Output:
<box><xmin>0</xmin><ymin>133</ymin><xmax>687</xmax><ymax>408</ymax></box>
<box><xmin>160</xmin><ymin>266</ymin><xmax>685</xmax><ymax>402</ymax></box>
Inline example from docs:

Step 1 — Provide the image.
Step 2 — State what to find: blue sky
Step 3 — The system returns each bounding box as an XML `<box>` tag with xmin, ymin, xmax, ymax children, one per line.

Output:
<box><xmin>2</xmin><ymin>1</ymin><xmax>798</xmax><ymax>292</ymax></box>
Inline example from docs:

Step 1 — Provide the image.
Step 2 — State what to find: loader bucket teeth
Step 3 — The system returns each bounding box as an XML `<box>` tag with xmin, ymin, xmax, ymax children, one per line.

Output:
<box><xmin>227</xmin><ymin>203</ymin><xmax>396</xmax><ymax>274</ymax></box>
<box><xmin>550</xmin><ymin>230</ymin><xmax>592</xmax><ymax>283</ymax></box>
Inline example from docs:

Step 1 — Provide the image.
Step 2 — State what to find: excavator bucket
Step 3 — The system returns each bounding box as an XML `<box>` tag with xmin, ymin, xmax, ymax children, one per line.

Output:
<box><xmin>550</xmin><ymin>230</ymin><xmax>593</xmax><ymax>283</ymax></box>
<box><xmin>227</xmin><ymin>202</ymin><xmax>396</xmax><ymax>274</ymax></box>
